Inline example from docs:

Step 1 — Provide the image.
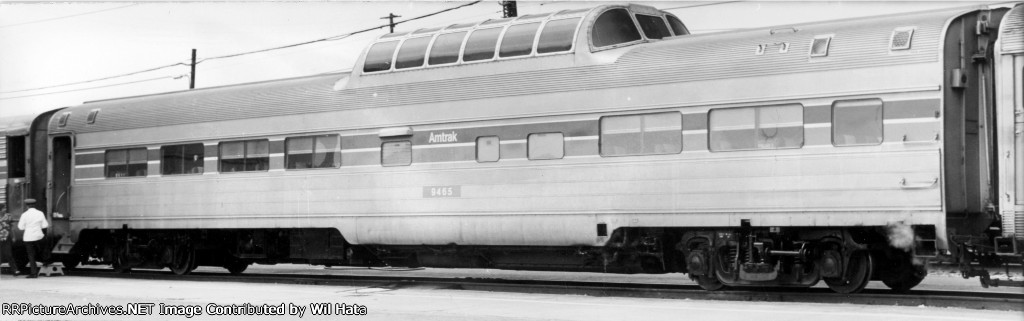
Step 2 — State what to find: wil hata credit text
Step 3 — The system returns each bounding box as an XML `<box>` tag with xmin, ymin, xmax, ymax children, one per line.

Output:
<box><xmin>3</xmin><ymin>302</ymin><xmax>368</xmax><ymax>318</ymax></box>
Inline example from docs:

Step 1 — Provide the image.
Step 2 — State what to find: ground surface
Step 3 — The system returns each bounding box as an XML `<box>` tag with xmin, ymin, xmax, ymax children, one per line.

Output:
<box><xmin>249</xmin><ymin>262</ymin><xmax>1024</xmax><ymax>294</ymax></box>
<box><xmin>1</xmin><ymin>264</ymin><xmax>1022</xmax><ymax>321</ymax></box>
<box><xmin>1</xmin><ymin>274</ymin><xmax>1022</xmax><ymax>321</ymax></box>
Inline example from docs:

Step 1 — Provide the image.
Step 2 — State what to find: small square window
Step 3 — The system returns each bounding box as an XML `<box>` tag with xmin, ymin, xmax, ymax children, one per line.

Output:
<box><xmin>382</xmin><ymin>141</ymin><xmax>412</xmax><ymax>166</ymax></box>
<box><xmin>833</xmin><ymin>99</ymin><xmax>883</xmax><ymax>146</ymax></box>
<box><xmin>161</xmin><ymin>143</ymin><xmax>204</xmax><ymax>175</ymax></box>
<box><xmin>528</xmin><ymin>133</ymin><xmax>564</xmax><ymax>160</ymax></box>
<box><xmin>219</xmin><ymin>139</ymin><xmax>269</xmax><ymax>173</ymax></box>
<box><xmin>106</xmin><ymin>148</ymin><xmax>148</xmax><ymax>178</ymax></box>
<box><xmin>477</xmin><ymin>136</ymin><xmax>500</xmax><ymax>162</ymax></box>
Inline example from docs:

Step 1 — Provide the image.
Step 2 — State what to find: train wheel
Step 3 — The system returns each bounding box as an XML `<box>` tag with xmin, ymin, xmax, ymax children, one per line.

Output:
<box><xmin>224</xmin><ymin>260</ymin><xmax>249</xmax><ymax>275</ymax></box>
<box><xmin>824</xmin><ymin>250</ymin><xmax>873</xmax><ymax>294</ymax></box>
<box><xmin>169</xmin><ymin>243</ymin><xmax>195</xmax><ymax>275</ymax></box>
<box><xmin>61</xmin><ymin>254</ymin><xmax>81</xmax><ymax>270</ymax></box>
<box><xmin>687</xmin><ymin>246</ymin><xmax>725</xmax><ymax>291</ymax></box>
<box><xmin>880</xmin><ymin>251</ymin><xmax>927</xmax><ymax>293</ymax></box>
<box><xmin>694</xmin><ymin>274</ymin><xmax>726</xmax><ymax>291</ymax></box>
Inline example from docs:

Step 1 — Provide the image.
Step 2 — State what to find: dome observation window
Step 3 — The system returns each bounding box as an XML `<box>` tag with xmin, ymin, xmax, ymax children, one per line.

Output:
<box><xmin>592</xmin><ymin>8</ymin><xmax>641</xmax><ymax>48</ymax></box>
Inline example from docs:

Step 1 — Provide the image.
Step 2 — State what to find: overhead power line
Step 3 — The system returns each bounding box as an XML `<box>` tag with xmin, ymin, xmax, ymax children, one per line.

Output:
<box><xmin>394</xmin><ymin>0</ymin><xmax>484</xmax><ymax>27</ymax></box>
<box><xmin>195</xmin><ymin>33</ymin><xmax>358</xmax><ymax>64</ymax></box>
<box><xmin>0</xmin><ymin>4</ymin><xmax>137</xmax><ymax>29</ymax></box>
<box><xmin>197</xmin><ymin>0</ymin><xmax>483</xmax><ymax>64</ymax></box>
<box><xmin>1</xmin><ymin>1</ymin><xmax>484</xmax><ymax>96</ymax></box>
<box><xmin>0</xmin><ymin>74</ymin><xmax>188</xmax><ymax>101</ymax></box>
<box><xmin>0</xmin><ymin>61</ymin><xmax>188</xmax><ymax>93</ymax></box>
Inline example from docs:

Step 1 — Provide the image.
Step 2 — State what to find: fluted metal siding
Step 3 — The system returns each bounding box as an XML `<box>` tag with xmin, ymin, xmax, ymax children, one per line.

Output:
<box><xmin>333</xmin><ymin>13</ymin><xmax>945</xmax><ymax>113</ymax></box>
<box><xmin>69</xmin><ymin>149</ymin><xmax>944</xmax><ymax>246</ymax></box>
<box><xmin>62</xmin><ymin>76</ymin><xmax>342</xmax><ymax>134</ymax></box>
<box><xmin>1001</xmin><ymin>5</ymin><xmax>1024</xmax><ymax>54</ymax></box>
<box><xmin>616</xmin><ymin>16</ymin><xmax>942</xmax><ymax>82</ymax></box>
<box><xmin>1018</xmin><ymin>212</ymin><xmax>1024</xmax><ymax>238</ymax></box>
<box><xmin>51</xmin><ymin>9</ymin><xmax>955</xmax><ymax>137</ymax></box>
<box><xmin>998</xmin><ymin>5</ymin><xmax>1024</xmax><ymax>239</ymax></box>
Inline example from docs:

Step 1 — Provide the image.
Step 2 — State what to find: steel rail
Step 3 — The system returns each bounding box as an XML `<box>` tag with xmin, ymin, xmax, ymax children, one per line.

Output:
<box><xmin>63</xmin><ymin>268</ymin><xmax>1024</xmax><ymax>311</ymax></box>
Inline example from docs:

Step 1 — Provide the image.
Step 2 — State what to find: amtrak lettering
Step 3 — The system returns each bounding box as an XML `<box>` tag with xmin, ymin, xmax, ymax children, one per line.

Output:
<box><xmin>428</xmin><ymin>131</ymin><xmax>458</xmax><ymax>143</ymax></box>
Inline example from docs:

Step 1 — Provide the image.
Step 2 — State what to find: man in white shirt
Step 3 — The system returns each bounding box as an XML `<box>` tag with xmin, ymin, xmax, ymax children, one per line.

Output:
<box><xmin>17</xmin><ymin>199</ymin><xmax>48</xmax><ymax>278</ymax></box>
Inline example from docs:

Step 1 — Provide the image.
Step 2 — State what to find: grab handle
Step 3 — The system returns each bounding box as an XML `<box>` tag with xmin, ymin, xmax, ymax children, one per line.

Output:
<box><xmin>899</xmin><ymin>177</ymin><xmax>938</xmax><ymax>189</ymax></box>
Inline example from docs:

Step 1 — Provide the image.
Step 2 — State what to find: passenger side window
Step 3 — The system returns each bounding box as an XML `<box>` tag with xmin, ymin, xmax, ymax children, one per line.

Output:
<box><xmin>286</xmin><ymin>135</ymin><xmax>341</xmax><ymax>169</ymax></box>
<box><xmin>161</xmin><ymin>143</ymin><xmax>204</xmax><ymax>175</ymax></box>
<box><xmin>463</xmin><ymin>28</ymin><xmax>503</xmax><ymax>62</ymax></box>
<box><xmin>382</xmin><ymin>141</ymin><xmax>412</xmax><ymax>166</ymax></box>
<box><xmin>395</xmin><ymin>37</ymin><xmax>432</xmax><ymax>69</ymax></box>
<box><xmin>709</xmin><ymin>105</ymin><xmax>804</xmax><ymax>151</ymax></box>
<box><xmin>591</xmin><ymin>8</ymin><xmax>641</xmax><ymax>48</ymax></box>
<box><xmin>537</xmin><ymin>18</ymin><xmax>580</xmax><ymax>54</ymax></box>
<box><xmin>833</xmin><ymin>99</ymin><xmax>883</xmax><ymax>146</ymax></box>
<box><xmin>477</xmin><ymin>136</ymin><xmax>500</xmax><ymax>162</ymax></box>
<box><xmin>635</xmin><ymin>14</ymin><xmax>671</xmax><ymax>40</ymax></box>
<box><xmin>219</xmin><ymin>139</ymin><xmax>269</xmax><ymax>173</ymax></box>
<box><xmin>429</xmin><ymin>32</ymin><xmax>468</xmax><ymax>65</ymax></box>
<box><xmin>363</xmin><ymin>41</ymin><xmax>399</xmax><ymax>73</ymax></box>
<box><xmin>528</xmin><ymin>133</ymin><xmax>564</xmax><ymax>160</ymax></box>
<box><xmin>106</xmin><ymin>148</ymin><xmax>148</xmax><ymax>178</ymax></box>
<box><xmin>600</xmin><ymin>112</ymin><xmax>682</xmax><ymax>156</ymax></box>
<box><xmin>666</xmin><ymin>15</ymin><xmax>688</xmax><ymax>36</ymax></box>
<box><xmin>499</xmin><ymin>23</ymin><xmax>541</xmax><ymax>58</ymax></box>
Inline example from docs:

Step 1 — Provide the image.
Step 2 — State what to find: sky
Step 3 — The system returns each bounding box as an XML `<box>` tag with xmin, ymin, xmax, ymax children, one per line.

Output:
<box><xmin>0</xmin><ymin>1</ymin><xmax>997</xmax><ymax>120</ymax></box>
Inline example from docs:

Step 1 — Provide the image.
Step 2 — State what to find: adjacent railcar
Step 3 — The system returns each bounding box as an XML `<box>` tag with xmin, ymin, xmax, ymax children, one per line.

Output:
<box><xmin>2</xmin><ymin>3</ymin><xmax>1022</xmax><ymax>293</ymax></box>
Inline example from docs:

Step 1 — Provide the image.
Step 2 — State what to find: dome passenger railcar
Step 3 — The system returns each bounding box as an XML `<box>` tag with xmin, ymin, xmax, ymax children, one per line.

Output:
<box><xmin>2</xmin><ymin>3</ymin><xmax>1023</xmax><ymax>292</ymax></box>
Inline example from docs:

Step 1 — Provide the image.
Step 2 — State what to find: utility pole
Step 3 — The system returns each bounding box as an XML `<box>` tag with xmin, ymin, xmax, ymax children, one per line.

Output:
<box><xmin>380</xmin><ymin>13</ymin><xmax>401</xmax><ymax>33</ymax></box>
<box><xmin>501</xmin><ymin>1</ymin><xmax>517</xmax><ymax>18</ymax></box>
<box><xmin>189</xmin><ymin>49</ymin><xmax>196</xmax><ymax>89</ymax></box>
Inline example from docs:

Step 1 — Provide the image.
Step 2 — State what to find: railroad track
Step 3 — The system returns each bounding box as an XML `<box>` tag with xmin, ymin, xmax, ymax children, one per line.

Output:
<box><xmin>64</xmin><ymin>267</ymin><xmax>1024</xmax><ymax>311</ymax></box>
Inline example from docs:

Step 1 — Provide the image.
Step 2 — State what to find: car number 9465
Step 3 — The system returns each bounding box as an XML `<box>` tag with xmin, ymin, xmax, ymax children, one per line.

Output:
<box><xmin>423</xmin><ymin>186</ymin><xmax>461</xmax><ymax>198</ymax></box>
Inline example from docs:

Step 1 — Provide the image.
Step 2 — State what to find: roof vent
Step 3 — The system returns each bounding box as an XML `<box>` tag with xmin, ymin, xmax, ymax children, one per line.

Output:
<box><xmin>87</xmin><ymin>109</ymin><xmax>100</xmax><ymax>124</ymax></box>
<box><xmin>379</xmin><ymin>126</ymin><xmax>413</xmax><ymax>138</ymax></box>
<box><xmin>809</xmin><ymin>35</ymin><xmax>832</xmax><ymax>57</ymax></box>
<box><xmin>890</xmin><ymin>27</ymin><xmax>915</xmax><ymax>50</ymax></box>
<box><xmin>57</xmin><ymin>112</ymin><xmax>71</xmax><ymax>127</ymax></box>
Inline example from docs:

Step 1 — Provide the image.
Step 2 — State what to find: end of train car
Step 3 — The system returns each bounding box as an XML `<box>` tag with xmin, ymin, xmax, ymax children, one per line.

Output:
<box><xmin>1</xmin><ymin>109</ymin><xmax>72</xmax><ymax>271</ymax></box>
<box><xmin>2</xmin><ymin>2</ymin><xmax>1022</xmax><ymax>293</ymax></box>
